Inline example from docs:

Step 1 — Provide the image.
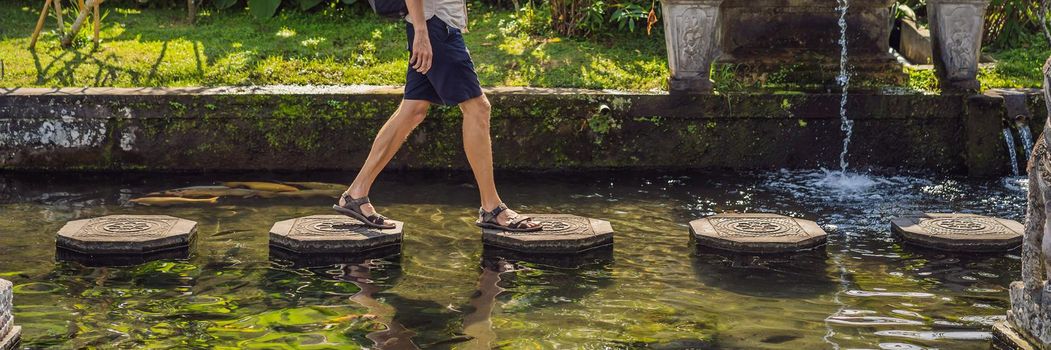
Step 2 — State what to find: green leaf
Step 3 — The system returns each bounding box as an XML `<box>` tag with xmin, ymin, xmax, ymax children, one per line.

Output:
<box><xmin>214</xmin><ymin>0</ymin><xmax>239</xmax><ymax>9</ymax></box>
<box><xmin>248</xmin><ymin>0</ymin><xmax>281</xmax><ymax>18</ymax></box>
<box><xmin>298</xmin><ymin>0</ymin><xmax>324</xmax><ymax>10</ymax></box>
<box><xmin>340</xmin><ymin>0</ymin><xmax>356</xmax><ymax>4</ymax></box>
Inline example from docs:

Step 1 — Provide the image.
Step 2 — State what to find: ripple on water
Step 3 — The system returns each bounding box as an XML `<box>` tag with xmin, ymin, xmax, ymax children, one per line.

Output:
<box><xmin>844</xmin><ymin>290</ymin><xmax>936</xmax><ymax>298</ymax></box>
<box><xmin>826</xmin><ymin>316</ymin><xmax>925</xmax><ymax>326</ymax></box>
<box><xmin>874</xmin><ymin>330</ymin><xmax>992</xmax><ymax>341</ymax></box>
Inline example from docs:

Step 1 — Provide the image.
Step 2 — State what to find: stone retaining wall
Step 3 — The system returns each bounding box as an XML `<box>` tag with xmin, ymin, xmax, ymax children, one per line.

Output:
<box><xmin>0</xmin><ymin>86</ymin><xmax>1044</xmax><ymax>177</ymax></box>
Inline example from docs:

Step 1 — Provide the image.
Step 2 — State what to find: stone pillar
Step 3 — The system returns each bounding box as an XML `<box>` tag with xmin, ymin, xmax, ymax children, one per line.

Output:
<box><xmin>927</xmin><ymin>0</ymin><xmax>991</xmax><ymax>92</ymax></box>
<box><xmin>660</xmin><ymin>0</ymin><xmax>723</xmax><ymax>93</ymax></box>
<box><xmin>993</xmin><ymin>56</ymin><xmax>1051</xmax><ymax>350</ymax></box>
<box><xmin>0</xmin><ymin>279</ymin><xmax>20</xmax><ymax>350</ymax></box>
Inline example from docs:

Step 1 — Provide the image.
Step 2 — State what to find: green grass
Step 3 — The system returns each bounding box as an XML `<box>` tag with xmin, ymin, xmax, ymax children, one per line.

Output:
<box><xmin>0</xmin><ymin>0</ymin><xmax>1045</xmax><ymax>91</ymax></box>
<box><xmin>0</xmin><ymin>1</ymin><xmax>669</xmax><ymax>89</ymax></box>
<box><xmin>981</xmin><ymin>38</ymin><xmax>1050</xmax><ymax>89</ymax></box>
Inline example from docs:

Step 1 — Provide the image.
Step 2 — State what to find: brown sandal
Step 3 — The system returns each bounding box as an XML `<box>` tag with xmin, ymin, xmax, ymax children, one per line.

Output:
<box><xmin>332</xmin><ymin>192</ymin><xmax>396</xmax><ymax>229</ymax></box>
<box><xmin>476</xmin><ymin>203</ymin><xmax>541</xmax><ymax>232</ymax></box>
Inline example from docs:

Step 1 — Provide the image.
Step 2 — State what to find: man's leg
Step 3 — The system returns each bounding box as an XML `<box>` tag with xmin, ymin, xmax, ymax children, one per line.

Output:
<box><xmin>459</xmin><ymin>95</ymin><xmax>501</xmax><ymax>209</ymax></box>
<box><xmin>460</xmin><ymin>94</ymin><xmax>539</xmax><ymax>228</ymax></box>
<box><xmin>344</xmin><ymin>99</ymin><xmax>431</xmax><ymax>215</ymax></box>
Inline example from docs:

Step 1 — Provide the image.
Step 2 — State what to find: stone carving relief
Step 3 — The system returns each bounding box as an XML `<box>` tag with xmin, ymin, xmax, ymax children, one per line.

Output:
<box><xmin>673</xmin><ymin>5</ymin><xmax>716</xmax><ymax>76</ymax></box>
<box><xmin>940</xmin><ymin>5</ymin><xmax>978</xmax><ymax>80</ymax></box>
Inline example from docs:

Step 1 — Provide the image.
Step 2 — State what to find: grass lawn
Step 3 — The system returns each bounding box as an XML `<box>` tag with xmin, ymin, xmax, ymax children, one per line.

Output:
<box><xmin>0</xmin><ymin>1</ymin><xmax>669</xmax><ymax>90</ymax></box>
<box><xmin>0</xmin><ymin>0</ymin><xmax>1044</xmax><ymax>91</ymax></box>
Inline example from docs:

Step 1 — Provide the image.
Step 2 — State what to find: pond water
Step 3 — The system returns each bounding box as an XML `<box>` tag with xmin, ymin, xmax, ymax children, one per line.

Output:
<box><xmin>0</xmin><ymin>169</ymin><xmax>1028</xmax><ymax>349</ymax></box>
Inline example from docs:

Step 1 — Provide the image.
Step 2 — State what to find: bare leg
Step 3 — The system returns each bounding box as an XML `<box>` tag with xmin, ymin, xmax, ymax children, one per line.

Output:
<box><xmin>459</xmin><ymin>94</ymin><xmax>539</xmax><ymax>228</ymax></box>
<box><xmin>344</xmin><ymin>99</ymin><xmax>431</xmax><ymax>215</ymax></box>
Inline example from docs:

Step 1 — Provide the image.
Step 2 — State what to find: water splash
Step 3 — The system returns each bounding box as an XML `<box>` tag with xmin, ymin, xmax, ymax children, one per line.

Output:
<box><xmin>1003</xmin><ymin>127</ymin><xmax>1020</xmax><ymax>176</ymax></box>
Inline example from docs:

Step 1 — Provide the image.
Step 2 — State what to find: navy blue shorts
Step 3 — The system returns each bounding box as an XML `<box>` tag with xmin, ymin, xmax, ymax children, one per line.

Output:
<box><xmin>404</xmin><ymin>17</ymin><xmax>483</xmax><ymax>106</ymax></box>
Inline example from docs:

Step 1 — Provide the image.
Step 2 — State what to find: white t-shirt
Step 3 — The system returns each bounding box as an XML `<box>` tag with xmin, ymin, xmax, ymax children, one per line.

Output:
<box><xmin>406</xmin><ymin>0</ymin><xmax>468</xmax><ymax>31</ymax></box>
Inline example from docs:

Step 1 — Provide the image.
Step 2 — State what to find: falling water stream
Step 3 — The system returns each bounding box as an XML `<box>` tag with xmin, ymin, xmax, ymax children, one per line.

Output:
<box><xmin>1004</xmin><ymin>127</ymin><xmax>1021</xmax><ymax>176</ymax></box>
<box><xmin>814</xmin><ymin>0</ymin><xmax>882</xmax><ymax>193</ymax></box>
<box><xmin>1018</xmin><ymin>123</ymin><xmax>1034</xmax><ymax>161</ymax></box>
<box><xmin>835</xmin><ymin>0</ymin><xmax>852</xmax><ymax>174</ymax></box>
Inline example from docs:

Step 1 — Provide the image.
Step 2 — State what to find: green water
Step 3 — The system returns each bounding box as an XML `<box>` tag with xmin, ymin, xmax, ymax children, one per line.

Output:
<box><xmin>0</xmin><ymin>170</ymin><xmax>1026</xmax><ymax>349</ymax></box>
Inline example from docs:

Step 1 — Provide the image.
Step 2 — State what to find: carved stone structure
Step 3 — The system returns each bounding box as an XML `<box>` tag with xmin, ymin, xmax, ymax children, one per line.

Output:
<box><xmin>660</xmin><ymin>0</ymin><xmax>723</xmax><ymax>93</ymax></box>
<box><xmin>269</xmin><ymin>215</ymin><xmax>403</xmax><ymax>254</ymax></box>
<box><xmin>891</xmin><ymin>213</ymin><xmax>1023</xmax><ymax>252</ymax></box>
<box><xmin>992</xmin><ymin>57</ymin><xmax>1051</xmax><ymax>350</ymax></box>
<box><xmin>717</xmin><ymin>0</ymin><xmax>904</xmax><ymax>87</ymax></box>
<box><xmin>689</xmin><ymin>213</ymin><xmax>827</xmax><ymax>253</ymax></box>
<box><xmin>481</xmin><ymin>214</ymin><xmax>614</xmax><ymax>253</ymax></box>
<box><xmin>0</xmin><ymin>279</ymin><xmax>20</xmax><ymax>350</ymax></box>
<box><xmin>927</xmin><ymin>0</ymin><xmax>991</xmax><ymax>92</ymax></box>
<box><xmin>56</xmin><ymin>215</ymin><xmax>197</xmax><ymax>255</ymax></box>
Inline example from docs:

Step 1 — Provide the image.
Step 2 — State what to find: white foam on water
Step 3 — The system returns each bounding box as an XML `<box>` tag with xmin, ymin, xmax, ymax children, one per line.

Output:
<box><xmin>1002</xmin><ymin>176</ymin><xmax>1028</xmax><ymax>193</ymax></box>
<box><xmin>812</xmin><ymin>169</ymin><xmax>882</xmax><ymax>193</ymax></box>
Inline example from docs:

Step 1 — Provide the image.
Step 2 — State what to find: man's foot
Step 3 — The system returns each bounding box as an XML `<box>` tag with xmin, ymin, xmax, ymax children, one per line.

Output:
<box><xmin>339</xmin><ymin>192</ymin><xmax>377</xmax><ymax>217</ymax></box>
<box><xmin>332</xmin><ymin>192</ymin><xmax>396</xmax><ymax>229</ymax></box>
<box><xmin>476</xmin><ymin>203</ymin><xmax>542</xmax><ymax>232</ymax></box>
<box><xmin>495</xmin><ymin>208</ymin><xmax>541</xmax><ymax>230</ymax></box>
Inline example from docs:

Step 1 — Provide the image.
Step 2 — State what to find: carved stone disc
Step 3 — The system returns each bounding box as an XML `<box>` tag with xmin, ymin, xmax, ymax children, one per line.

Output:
<box><xmin>689</xmin><ymin>213</ymin><xmax>827</xmax><ymax>253</ymax></box>
<box><xmin>481</xmin><ymin>214</ymin><xmax>614</xmax><ymax>254</ymax></box>
<box><xmin>891</xmin><ymin>213</ymin><xmax>1022</xmax><ymax>252</ymax></box>
<box><xmin>56</xmin><ymin>215</ymin><xmax>197</xmax><ymax>255</ymax></box>
<box><xmin>269</xmin><ymin>215</ymin><xmax>403</xmax><ymax>254</ymax></box>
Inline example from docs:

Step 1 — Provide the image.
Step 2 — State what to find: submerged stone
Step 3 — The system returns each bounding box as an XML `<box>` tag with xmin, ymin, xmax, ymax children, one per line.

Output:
<box><xmin>269</xmin><ymin>215</ymin><xmax>403</xmax><ymax>254</ymax></box>
<box><xmin>269</xmin><ymin>244</ymin><xmax>402</xmax><ymax>268</ymax></box>
<box><xmin>891</xmin><ymin>213</ymin><xmax>1022</xmax><ymax>252</ymax></box>
<box><xmin>56</xmin><ymin>215</ymin><xmax>197</xmax><ymax>255</ymax></box>
<box><xmin>481</xmin><ymin>214</ymin><xmax>614</xmax><ymax>254</ymax></box>
<box><xmin>0</xmin><ymin>278</ymin><xmax>18</xmax><ymax>350</ymax></box>
<box><xmin>689</xmin><ymin>213</ymin><xmax>828</xmax><ymax>253</ymax></box>
<box><xmin>55</xmin><ymin>246</ymin><xmax>191</xmax><ymax>267</ymax></box>
<box><xmin>482</xmin><ymin>244</ymin><xmax>613</xmax><ymax>269</ymax></box>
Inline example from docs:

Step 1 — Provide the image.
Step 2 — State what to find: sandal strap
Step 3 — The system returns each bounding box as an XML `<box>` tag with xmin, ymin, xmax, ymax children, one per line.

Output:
<box><xmin>343</xmin><ymin>193</ymin><xmax>371</xmax><ymax>208</ymax></box>
<box><xmin>479</xmin><ymin>203</ymin><xmax>509</xmax><ymax>224</ymax></box>
<box><xmin>507</xmin><ymin>215</ymin><xmax>533</xmax><ymax>228</ymax></box>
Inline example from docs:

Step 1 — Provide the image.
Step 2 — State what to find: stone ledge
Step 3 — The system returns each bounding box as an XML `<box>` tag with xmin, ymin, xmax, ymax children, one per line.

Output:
<box><xmin>0</xmin><ymin>86</ymin><xmax>1044</xmax><ymax>176</ymax></box>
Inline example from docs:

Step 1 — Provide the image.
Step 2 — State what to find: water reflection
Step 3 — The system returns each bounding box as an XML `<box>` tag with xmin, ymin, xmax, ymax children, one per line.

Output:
<box><xmin>691</xmin><ymin>245</ymin><xmax>835</xmax><ymax>298</ymax></box>
<box><xmin>0</xmin><ymin>170</ymin><xmax>1030</xmax><ymax>349</ymax></box>
<box><xmin>336</xmin><ymin>261</ymin><xmax>418</xmax><ymax>349</ymax></box>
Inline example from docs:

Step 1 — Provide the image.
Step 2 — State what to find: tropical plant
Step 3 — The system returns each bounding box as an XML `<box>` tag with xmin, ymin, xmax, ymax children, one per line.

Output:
<box><xmin>547</xmin><ymin>0</ymin><xmax>659</xmax><ymax>37</ymax></box>
<box><xmin>984</xmin><ymin>0</ymin><xmax>1041</xmax><ymax>48</ymax></box>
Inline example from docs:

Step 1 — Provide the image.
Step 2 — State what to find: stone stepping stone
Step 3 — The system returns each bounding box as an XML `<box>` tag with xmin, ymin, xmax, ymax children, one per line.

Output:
<box><xmin>0</xmin><ymin>279</ymin><xmax>19</xmax><ymax>350</ymax></box>
<box><xmin>689</xmin><ymin>213</ymin><xmax>828</xmax><ymax>253</ymax></box>
<box><xmin>481</xmin><ymin>214</ymin><xmax>614</xmax><ymax>254</ymax></box>
<box><xmin>891</xmin><ymin>213</ymin><xmax>1022</xmax><ymax>252</ymax></box>
<box><xmin>56</xmin><ymin>215</ymin><xmax>197</xmax><ymax>256</ymax></box>
<box><xmin>269</xmin><ymin>215</ymin><xmax>403</xmax><ymax>254</ymax></box>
